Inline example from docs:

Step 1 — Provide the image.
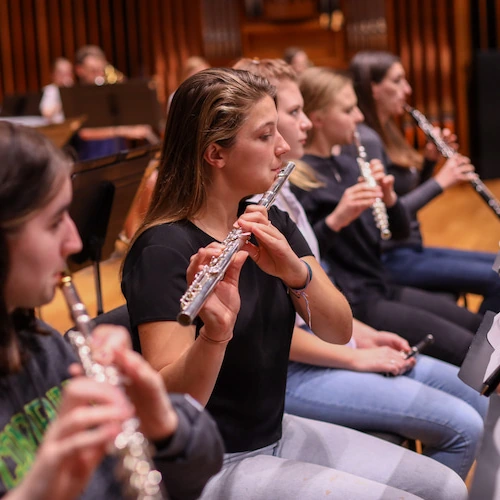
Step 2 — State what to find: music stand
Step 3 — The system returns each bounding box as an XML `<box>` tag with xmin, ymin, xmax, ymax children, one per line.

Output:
<box><xmin>59</xmin><ymin>79</ymin><xmax>162</xmax><ymax>129</ymax></box>
<box><xmin>458</xmin><ymin>246</ymin><xmax>500</xmax><ymax>395</ymax></box>
<box><xmin>68</xmin><ymin>144</ymin><xmax>160</xmax><ymax>314</ymax></box>
<box><xmin>0</xmin><ymin>90</ymin><xmax>42</xmax><ymax>117</ymax></box>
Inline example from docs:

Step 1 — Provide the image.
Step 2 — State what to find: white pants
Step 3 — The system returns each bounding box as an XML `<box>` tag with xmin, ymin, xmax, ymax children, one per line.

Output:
<box><xmin>200</xmin><ymin>414</ymin><xmax>467</xmax><ymax>500</ymax></box>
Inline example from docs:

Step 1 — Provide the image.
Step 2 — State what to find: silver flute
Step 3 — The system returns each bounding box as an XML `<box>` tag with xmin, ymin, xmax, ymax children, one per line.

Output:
<box><xmin>178</xmin><ymin>161</ymin><xmax>296</xmax><ymax>326</ymax></box>
<box><xmin>353</xmin><ymin>131</ymin><xmax>392</xmax><ymax>240</ymax></box>
<box><xmin>405</xmin><ymin>104</ymin><xmax>500</xmax><ymax>220</ymax></box>
<box><xmin>59</xmin><ymin>271</ymin><xmax>165</xmax><ymax>500</ymax></box>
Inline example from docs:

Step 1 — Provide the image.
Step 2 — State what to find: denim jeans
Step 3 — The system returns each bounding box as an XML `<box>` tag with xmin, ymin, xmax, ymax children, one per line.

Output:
<box><xmin>200</xmin><ymin>414</ymin><xmax>467</xmax><ymax>500</ymax></box>
<box><xmin>382</xmin><ymin>246</ymin><xmax>500</xmax><ymax>314</ymax></box>
<box><xmin>285</xmin><ymin>355</ymin><xmax>488</xmax><ymax>479</ymax></box>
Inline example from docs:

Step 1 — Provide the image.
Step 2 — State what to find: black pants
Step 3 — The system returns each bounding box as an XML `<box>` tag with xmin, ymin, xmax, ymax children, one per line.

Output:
<box><xmin>353</xmin><ymin>286</ymin><xmax>483</xmax><ymax>366</ymax></box>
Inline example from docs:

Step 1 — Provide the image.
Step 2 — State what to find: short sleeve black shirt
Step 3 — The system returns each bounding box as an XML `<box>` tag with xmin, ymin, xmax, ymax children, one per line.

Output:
<box><xmin>122</xmin><ymin>204</ymin><xmax>312</xmax><ymax>452</ymax></box>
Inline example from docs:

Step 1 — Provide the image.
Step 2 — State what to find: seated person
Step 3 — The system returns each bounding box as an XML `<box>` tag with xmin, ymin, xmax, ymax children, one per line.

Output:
<box><xmin>122</xmin><ymin>66</ymin><xmax>469</xmax><ymax>500</ymax></box>
<box><xmin>0</xmin><ymin>121</ymin><xmax>224</xmax><ymax>500</ymax></box>
<box><xmin>292</xmin><ymin>66</ymin><xmax>482</xmax><ymax>367</ymax></box>
<box><xmin>39</xmin><ymin>57</ymin><xmax>74</xmax><ymax>123</ymax></box>
<box><xmin>72</xmin><ymin>45</ymin><xmax>156</xmax><ymax>161</ymax></box>
<box><xmin>234</xmin><ymin>56</ymin><xmax>487</xmax><ymax>480</ymax></box>
<box><xmin>347</xmin><ymin>50</ymin><xmax>500</xmax><ymax>314</ymax></box>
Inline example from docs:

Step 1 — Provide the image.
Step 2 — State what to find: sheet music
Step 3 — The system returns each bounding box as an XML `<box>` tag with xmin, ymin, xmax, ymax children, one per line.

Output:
<box><xmin>484</xmin><ymin>312</ymin><xmax>500</xmax><ymax>382</ymax></box>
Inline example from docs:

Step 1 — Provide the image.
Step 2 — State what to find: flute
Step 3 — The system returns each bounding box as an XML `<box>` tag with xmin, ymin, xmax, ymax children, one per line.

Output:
<box><xmin>178</xmin><ymin>161</ymin><xmax>296</xmax><ymax>326</ymax></box>
<box><xmin>405</xmin><ymin>105</ymin><xmax>500</xmax><ymax>220</ymax></box>
<box><xmin>353</xmin><ymin>131</ymin><xmax>391</xmax><ymax>240</ymax></box>
<box><xmin>59</xmin><ymin>271</ymin><xmax>165</xmax><ymax>500</ymax></box>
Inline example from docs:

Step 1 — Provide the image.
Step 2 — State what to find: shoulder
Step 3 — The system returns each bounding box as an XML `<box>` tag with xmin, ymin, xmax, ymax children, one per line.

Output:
<box><xmin>357</xmin><ymin>123</ymin><xmax>383</xmax><ymax>145</ymax></box>
<box><xmin>124</xmin><ymin>223</ymin><xmax>199</xmax><ymax>270</ymax></box>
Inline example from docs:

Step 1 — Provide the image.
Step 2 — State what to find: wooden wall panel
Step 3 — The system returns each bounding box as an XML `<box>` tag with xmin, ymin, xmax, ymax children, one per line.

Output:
<box><xmin>0</xmin><ymin>0</ymin><xmax>206</xmax><ymax>112</ymax></box>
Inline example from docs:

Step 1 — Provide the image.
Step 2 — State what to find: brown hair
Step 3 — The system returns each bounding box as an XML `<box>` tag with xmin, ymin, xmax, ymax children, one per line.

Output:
<box><xmin>350</xmin><ymin>50</ymin><xmax>423</xmax><ymax>169</ymax></box>
<box><xmin>131</xmin><ymin>67</ymin><xmax>277</xmax><ymax>245</ymax></box>
<box><xmin>0</xmin><ymin>123</ymin><xmax>72</xmax><ymax>375</ymax></box>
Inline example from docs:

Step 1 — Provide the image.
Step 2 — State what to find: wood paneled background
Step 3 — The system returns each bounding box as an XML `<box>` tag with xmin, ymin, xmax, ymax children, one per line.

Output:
<box><xmin>0</xmin><ymin>0</ymin><xmax>497</xmax><ymax>161</ymax></box>
<box><xmin>0</xmin><ymin>0</ymin><xmax>205</xmax><ymax>108</ymax></box>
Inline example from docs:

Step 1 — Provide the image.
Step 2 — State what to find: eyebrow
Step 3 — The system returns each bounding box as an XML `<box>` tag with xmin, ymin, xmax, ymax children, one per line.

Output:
<box><xmin>50</xmin><ymin>202</ymin><xmax>71</xmax><ymax>220</ymax></box>
<box><xmin>256</xmin><ymin>120</ymin><xmax>277</xmax><ymax>131</ymax></box>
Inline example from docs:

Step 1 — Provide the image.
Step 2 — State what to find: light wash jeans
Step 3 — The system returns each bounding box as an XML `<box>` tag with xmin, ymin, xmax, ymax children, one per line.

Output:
<box><xmin>285</xmin><ymin>354</ymin><xmax>488</xmax><ymax>479</ymax></box>
<box><xmin>200</xmin><ymin>414</ymin><xmax>467</xmax><ymax>500</ymax></box>
<box><xmin>382</xmin><ymin>246</ymin><xmax>500</xmax><ymax>314</ymax></box>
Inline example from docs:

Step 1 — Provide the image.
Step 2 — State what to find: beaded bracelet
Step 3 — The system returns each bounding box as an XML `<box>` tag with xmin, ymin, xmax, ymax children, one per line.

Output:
<box><xmin>288</xmin><ymin>260</ymin><xmax>313</xmax><ymax>328</ymax></box>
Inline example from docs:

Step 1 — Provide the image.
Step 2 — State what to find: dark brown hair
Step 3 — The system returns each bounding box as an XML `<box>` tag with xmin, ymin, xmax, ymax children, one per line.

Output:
<box><xmin>0</xmin><ymin>122</ymin><xmax>72</xmax><ymax>375</ymax></box>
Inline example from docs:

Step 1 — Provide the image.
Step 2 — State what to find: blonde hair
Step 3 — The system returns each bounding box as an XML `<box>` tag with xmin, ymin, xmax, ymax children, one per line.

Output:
<box><xmin>289</xmin><ymin>160</ymin><xmax>324</xmax><ymax>191</ymax></box>
<box><xmin>298</xmin><ymin>66</ymin><xmax>351</xmax><ymax>147</ymax></box>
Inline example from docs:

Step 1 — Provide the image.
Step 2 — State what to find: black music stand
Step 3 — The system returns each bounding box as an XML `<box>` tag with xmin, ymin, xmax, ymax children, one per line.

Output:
<box><xmin>458</xmin><ymin>247</ymin><xmax>500</xmax><ymax>395</ymax></box>
<box><xmin>68</xmin><ymin>144</ymin><xmax>160</xmax><ymax>314</ymax></box>
<box><xmin>59</xmin><ymin>79</ymin><xmax>162</xmax><ymax>129</ymax></box>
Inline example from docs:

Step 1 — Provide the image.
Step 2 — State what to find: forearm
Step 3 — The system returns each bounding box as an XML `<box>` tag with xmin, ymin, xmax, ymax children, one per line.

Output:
<box><xmin>157</xmin><ymin>337</ymin><xmax>227</xmax><ymax>407</ymax></box>
<box><xmin>386</xmin><ymin>200</ymin><xmax>411</xmax><ymax>240</ymax></box>
<box><xmin>154</xmin><ymin>394</ymin><xmax>223</xmax><ymax>500</ymax></box>
<box><xmin>399</xmin><ymin>178</ymin><xmax>443</xmax><ymax>215</ymax></box>
<box><xmin>79</xmin><ymin>127</ymin><xmax>120</xmax><ymax>141</ymax></box>
<box><xmin>291</xmin><ymin>257</ymin><xmax>352</xmax><ymax>345</ymax></box>
<box><xmin>289</xmin><ymin>326</ymin><xmax>356</xmax><ymax>369</ymax></box>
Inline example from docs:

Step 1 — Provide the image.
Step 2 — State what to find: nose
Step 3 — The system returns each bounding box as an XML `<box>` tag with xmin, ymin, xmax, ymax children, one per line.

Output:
<box><xmin>404</xmin><ymin>79</ymin><xmax>412</xmax><ymax>96</ymax></box>
<box><xmin>62</xmin><ymin>215</ymin><xmax>83</xmax><ymax>258</ymax></box>
<box><xmin>276</xmin><ymin>131</ymin><xmax>291</xmax><ymax>157</ymax></box>
<box><xmin>354</xmin><ymin>106</ymin><xmax>364</xmax><ymax>124</ymax></box>
<box><xmin>301</xmin><ymin>111</ymin><xmax>312</xmax><ymax>131</ymax></box>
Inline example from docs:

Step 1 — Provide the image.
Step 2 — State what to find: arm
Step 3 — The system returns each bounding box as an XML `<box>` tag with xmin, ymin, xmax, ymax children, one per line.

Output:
<box><xmin>79</xmin><ymin>125</ymin><xmax>158</xmax><ymax>143</ymax></box>
<box><xmin>289</xmin><ymin>326</ymin><xmax>415</xmax><ymax>375</ymax></box>
<box><xmin>152</xmin><ymin>394</ymin><xmax>223</xmax><ymax>500</ymax></box>
<box><xmin>137</xmin><ymin>246</ymin><xmax>247</xmax><ymax>406</ymax></box>
<box><xmin>398</xmin><ymin>155</ymin><xmax>475</xmax><ymax>215</ymax></box>
<box><xmin>237</xmin><ymin>206</ymin><xmax>352</xmax><ymax>345</ymax></box>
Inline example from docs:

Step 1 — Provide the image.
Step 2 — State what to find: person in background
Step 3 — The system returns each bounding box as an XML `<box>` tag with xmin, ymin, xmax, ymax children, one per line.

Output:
<box><xmin>0</xmin><ymin>121</ymin><xmax>224</xmax><ymax>500</ymax></box>
<box><xmin>166</xmin><ymin>55</ymin><xmax>211</xmax><ymax>115</ymax></box>
<box><xmin>234</xmin><ymin>57</ymin><xmax>487</xmax><ymax>481</ymax></box>
<box><xmin>39</xmin><ymin>57</ymin><xmax>75</xmax><ymax>123</ymax></box>
<box><xmin>283</xmin><ymin>46</ymin><xmax>312</xmax><ymax>75</ymax></box>
<box><xmin>122</xmin><ymin>66</ymin><xmax>469</xmax><ymax>500</ymax></box>
<box><xmin>348</xmin><ymin>50</ymin><xmax>500</xmax><ymax>314</ymax></box>
<box><xmin>72</xmin><ymin>45</ymin><xmax>156</xmax><ymax>161</ymax></box>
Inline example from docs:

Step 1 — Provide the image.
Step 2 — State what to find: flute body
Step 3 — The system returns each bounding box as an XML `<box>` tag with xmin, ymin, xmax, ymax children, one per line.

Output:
<box><xmin>405</xmin><ymin>105</ymin><xmax>500</xmax><ymax>220</ymax></box>
<box><xmin>353</xmin><ymin>131</ymin><xmax>392</xmax><ymax>240</ymax></box>
<box><xmin>59</xmin><ymin>272</ymin><xmax>165</xmax><ymax>500</ymax></box>
<box><xmin>178</xmin><ymin>161</ymin><xmax>296</xmax><ymax>326</ymax></box>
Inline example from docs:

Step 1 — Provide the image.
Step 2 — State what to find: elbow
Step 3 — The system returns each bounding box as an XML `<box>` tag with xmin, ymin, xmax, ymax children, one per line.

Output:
<box><xmin>336</xmin><ymin>294</ymin><xmax>353</xmax><ymax>344</ymax></box>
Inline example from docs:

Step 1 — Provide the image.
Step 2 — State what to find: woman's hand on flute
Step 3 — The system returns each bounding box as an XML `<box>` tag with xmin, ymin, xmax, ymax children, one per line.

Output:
<box><xmin>236</xmin><ymin>205</ymin><xmax>308</xmax><ymax>289</ymax></box>
<box><xmin>187</xmin><ymin>243</ymin><xmax>247</xmax><ymax>342</ymax></box>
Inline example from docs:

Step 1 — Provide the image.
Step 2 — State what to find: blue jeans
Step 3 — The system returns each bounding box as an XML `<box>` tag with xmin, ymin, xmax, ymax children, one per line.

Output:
<box><xmin>382</xmin><ymin>246</ymin><xmax>500</xmax><ymax>314</ymax></box>
<box><xmin>285</xmin><ymin>355</ymin><xmax>488</xmax><ymax>479</ymax></box>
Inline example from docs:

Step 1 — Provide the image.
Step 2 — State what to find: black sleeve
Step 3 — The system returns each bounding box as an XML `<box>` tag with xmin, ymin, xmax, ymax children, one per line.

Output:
<box><xmin>399</xmin><ymin>178</ymin><xmax>443</xmax><ymax>215</ymax></box>
<box><xmin>420</xmin><ymin>158</ymin><xmax>437</xmax><ymax>183</ymax></box>
<box><xmin>153</xmin><ymin>394</ymin><xmax>224</xmax><ymax>500</ymax></box>
<box><xmin>268</xmin><ymin>205</ymin><xmax>313</xmax><ymax>259</ymax></box>
<box><xmin>386</xmin><ymin>199</ymin><xmax>411</xmax><ymax>240</ymax></box>
<box><xmin>123</xmin><ymin>242</ymin><xmax>192</xmax><ymax>329</ymax></box>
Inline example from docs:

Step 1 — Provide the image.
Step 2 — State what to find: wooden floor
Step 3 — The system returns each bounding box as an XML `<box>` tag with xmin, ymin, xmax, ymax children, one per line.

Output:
<box><xmin>40</xmin><ymin>178</ymin><xmax>500</xmax><ymax>331</ymax></box>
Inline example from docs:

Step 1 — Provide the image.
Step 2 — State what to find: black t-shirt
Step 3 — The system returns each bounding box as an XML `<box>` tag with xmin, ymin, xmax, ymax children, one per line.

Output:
<box><xmin>122</xmin><ymin>204</ymin><xmax>312</xmax><ymax>452</ymax></box>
